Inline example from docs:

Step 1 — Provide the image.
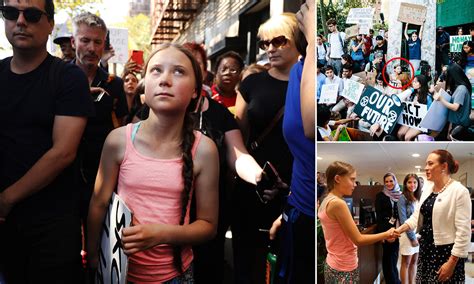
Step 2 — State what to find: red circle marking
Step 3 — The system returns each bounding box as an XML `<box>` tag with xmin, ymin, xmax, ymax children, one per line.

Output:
<box><xmin>381</xmin><ymin>57</ymin><xmax>415</xmax><ymax>90</ymax></box>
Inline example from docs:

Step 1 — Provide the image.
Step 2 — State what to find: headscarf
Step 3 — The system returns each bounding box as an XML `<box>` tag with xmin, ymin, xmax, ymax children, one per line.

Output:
<box><xmin>382</xmin><ymin>172</ymin><xmax>402</xmax><ymax>202</ymax></box>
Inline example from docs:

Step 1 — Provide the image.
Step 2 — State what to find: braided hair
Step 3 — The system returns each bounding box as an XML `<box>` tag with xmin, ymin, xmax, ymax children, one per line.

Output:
<box><xmin>142</xmin><ymin>43</ymin><xmax>202</xmax><ymax>273</ymax></box>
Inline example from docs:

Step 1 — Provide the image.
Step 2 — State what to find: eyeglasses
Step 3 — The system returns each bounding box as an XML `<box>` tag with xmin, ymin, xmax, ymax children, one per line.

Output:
<box><xmin>258</xmin><ymin>36</ymin><xmax>288</xmax><ymax>51</ymax></box>
<box><xmin>218</xmin><ymin>66</ymin><xmax>240</xmax><ymax>75</ymax></box>
<box><xmin>0</xmin><ymin>6</ymin><xmax>49</xmax><ymax>23</ymax></box>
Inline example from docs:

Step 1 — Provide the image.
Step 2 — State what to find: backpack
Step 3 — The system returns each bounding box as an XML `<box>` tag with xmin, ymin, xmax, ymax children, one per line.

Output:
<box><xmin>328</xmin><ymin>32</ymin><xmax>347</xmax><ymax>56</ymax></box>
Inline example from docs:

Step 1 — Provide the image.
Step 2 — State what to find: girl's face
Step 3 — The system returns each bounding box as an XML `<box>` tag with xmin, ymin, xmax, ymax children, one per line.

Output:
<box><xmin>406</xmin><ymin>177</ymin><xmax>418</xmax><ymax>192</ymax></box>
<box><xmin>384</xmin><ymin>175</ymin><xmax>395</xmax><ymax>190</ymax></box>
<box><xmin>216</xmin><ymin>57</ymin><xmax>241</xmax><ymax>90</ymax></box>
<box><xmin>317</xmin><ymin>37</ymin><xmax>322</xmax><ymax>45</ymax></box>
<box><xmin>144</xmin><ymin>47</ymin><xmax>197</xmax><ymax>113</ymax></box>
<box><xmin>412</xmin><ymin>77</ymin><xmax>420</xmax><ymax>89</ymax></box>
<box><xmin>335</xmin><ymin>171</ymin><xmax>357</xmax><ymax>196</ymax></box>
<box><xmin>411</xmin><ymin>33</ymin><xmax>418</xmax><ymax>41</ymax></box>
<box><xmin>395</xmin><ymin>66</ymin><xmax>402</xmax><ymax>74</ymax></box>
<box><xmin>124</xmin><ymin>73</ymin><xmax>138</xmax><ymax>95</ymax></box>
<box><xmin>463</xmin><ymin>44</ymin><xmax>472</xmax><ymax>54</ymax></box>
<box><xmin>377</xmin><ymin>79</ymin><xmax>384</xmax><ymax>86</ymax></box>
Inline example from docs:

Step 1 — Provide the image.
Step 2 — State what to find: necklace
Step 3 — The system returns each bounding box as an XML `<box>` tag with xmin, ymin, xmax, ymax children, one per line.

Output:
<box><xmin>434</xmin><ymin>178</ymin><xmax>451</xmax><ymax>194</ymax></box>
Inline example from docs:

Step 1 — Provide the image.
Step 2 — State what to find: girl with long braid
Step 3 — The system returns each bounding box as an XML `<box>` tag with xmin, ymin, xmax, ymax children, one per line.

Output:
<box><xmin>86</xmin><ymin>43</ymin><xmax>219</xmax><ymax>283</ymax></box>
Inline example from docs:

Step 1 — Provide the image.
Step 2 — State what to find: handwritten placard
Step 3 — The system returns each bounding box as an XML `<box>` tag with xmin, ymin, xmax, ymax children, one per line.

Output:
<box><xmin>450</xmin><ymin>35</ymin><xmax>472</xmax><ymax>52</ymax></box>
<box><xmin>397</xmin><ymin>102</ymin><xmax>428</xmax><ymax>131</ymax></box>
<box><xmin>397</xmin><ymin>3</ymin><xmax>427</xmax><ymax>25</ymax></box>
<box><xmin>342</xmin><ymin>79</ymin><xmax>365</xmax><ymax>104</ymax></box>
<box><xmin>319</xmin><ymin>83</ymin><xmax>339</xmax><ymax>104</ymax></box>
<box><xmin>108</xmin><ymin>28</ymin><xmax>129</xmax><ymax>64</ymax></box>
<box><xmin>346</xmin><ymin>8</ymin><xmax>374</xmax><ymax>24</ymax></box>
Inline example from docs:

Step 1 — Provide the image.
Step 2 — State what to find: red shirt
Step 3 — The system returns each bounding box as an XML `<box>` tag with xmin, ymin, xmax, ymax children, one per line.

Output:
<box><xmin>211</xmin><ymin>84</ymin><xmax>236</xmax><ymax>108</ymax></box>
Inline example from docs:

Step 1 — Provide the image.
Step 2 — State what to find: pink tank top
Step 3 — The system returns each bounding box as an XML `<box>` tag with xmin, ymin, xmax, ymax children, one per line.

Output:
<box><xmin>318</xmin><ymin>195</ymin><xmax>358</xmax><ymax>271</ymax></box>
<box><xmin>117</xmin><ymin>123</ymin><xmax>202</xmax><ymax>283</ymax></box>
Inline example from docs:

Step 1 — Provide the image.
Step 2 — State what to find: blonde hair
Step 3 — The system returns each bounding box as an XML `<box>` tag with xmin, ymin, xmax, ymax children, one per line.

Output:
<box><xmin>326</xmin><ymin>161</ymin><xmax>356</xmax><ymax>191</ymax></box>
<box><xmin>72</xmin><ymin>12</ymin><xmax>107</xmax><ymax>36</ymax></box>
<box><xmin>257</xmin><ymin>13</ymin><xmax>298</xmax><ymax>42</ymax></box>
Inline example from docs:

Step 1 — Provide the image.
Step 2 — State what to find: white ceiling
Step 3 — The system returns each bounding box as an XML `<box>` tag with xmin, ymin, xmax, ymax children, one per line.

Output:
<box><xmin>317</xmin><ymin>142</ymin><xmax>474</xmax><ymax>180</ymax></box>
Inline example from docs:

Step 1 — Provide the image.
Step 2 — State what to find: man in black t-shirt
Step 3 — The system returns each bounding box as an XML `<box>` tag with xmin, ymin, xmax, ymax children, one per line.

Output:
<box><xmin>0</xmin><ymin>0</ymin><xmax>94</xmax><ymax>282</ymax></box>
<box><xmin>71</xmin><ymin>12</ymin><xmax>128</xmax><ymax>222</ymax></box>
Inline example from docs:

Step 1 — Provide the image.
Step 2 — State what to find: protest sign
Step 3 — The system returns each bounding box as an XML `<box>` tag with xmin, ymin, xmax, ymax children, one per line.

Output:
<box><xmin>342</xmin><ymin>79</ymin><xmax>365</xmax><ymax>104</ymax></box>
<box><xmin>397</xmin><ymin>102</ymin><xmax>428</xmax><ymax>131</ymax></box>
<box><xmin>419</xmin><ymin>89</ymin><xmax>451</xmax><ymax>131</ymax></box>
<box><xmin>97</xmin><ymin>193</ymin><xmax>132</xmax><ymax>284</ymax></box>
<box><xmin>108</xmin><ymin>28</ymin><xmax>129</xmax><ymax>64</ymax></box>
<box><xmin>345</xmin><ymin>25</ymin><xmax>360</xmax><ymax>38</ymax></box>
<box><xmin>319</xmin><ymin>84</ymin><xmax>339</xmax><ymax>104</ymax></box>
<box><xmin>331</xmin><ymin>127</ymin><xmax>352</xmax><ymax>141</ymax></box>
<box><xmin>397</xmin><ymin>3</ymin><xmax>427</xmax><ymax>25</ymax></box>
<box><xmin>450</xmin><ymin>35</ymin><xmax>471</xmax><ymax>52</ymax></box>
<box><xmin>353</xmin><ymin>86</ymin><xmax>404</xmax><ymax>134</ymax></box>
<box><xmin>346</xmin><ymin>8</ymin><xmax>374</xmax><ymax>24</ymax></box>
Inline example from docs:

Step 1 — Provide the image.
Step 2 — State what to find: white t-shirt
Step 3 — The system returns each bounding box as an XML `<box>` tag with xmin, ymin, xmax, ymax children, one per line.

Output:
<box><xmin>317</xmin><ymin>125</ymin><xmax>333</xmax><ymax>140</ymax></box>
<box><xmin>317</xmin><ymin>43</ymin><xmax>328</xmax><ymax>60</ymax></box>
<box><xmin>325</xmin><ymin>75</ymin><xmax>344</xmax><ymax>96</ymax></box>
<box><xmin>328</xmin><ymin>31</ymin><xmax>346</xmax><ymax>59</ymax></box>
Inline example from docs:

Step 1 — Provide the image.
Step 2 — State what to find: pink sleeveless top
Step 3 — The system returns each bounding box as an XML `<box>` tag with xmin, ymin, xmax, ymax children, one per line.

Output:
<box><xmin>117</xmin><ymin>123</ymin><xmax>202</xmax><ymax>283</ymax></box>
<box><xmin>318</xmin><ymin>195</ymin><xmax>358</xmax><ymax>271</ymax></box>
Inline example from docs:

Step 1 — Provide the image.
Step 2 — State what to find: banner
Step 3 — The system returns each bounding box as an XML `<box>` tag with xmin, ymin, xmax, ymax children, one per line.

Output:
<box><xmin>419</xmin><ymin>89</ymin><xmax>451</xmax><ymax>131</ymax></box>
<box><xmin>108</xmin><ymin>28</ymin><xmax>129</xmax><ymax>64</ymax></box>
<box><xmin>342</xmin><ymin>79</ymin><xmax>365</xmax><ymax>104</ymax></box>
<box><xmin>331</xmin><ymin>127</ymin><xmax>352</xmax><ymax>141</ymax></box>
<box><xmin>450</xmin><ymin>35</ymin><xmax>471</xmax><ymax>52</ymax></box>
<box><xmin>346</xmin><ymin>8</ymin><xmax>374</xmax><ymax>24</ymax></box>
<box><xmin>397</xmin><ymin>3</ymin><xmax>427</xmax><ymax>25</ymax></box>
<box><xmin>345</xmin><ymin>25</ymin><xmax>360</xmax><ymax>38</ymax></box>
<box><xmin>397</xmin><ymin>102</ymin><xmax>428</xmax><ymax>131</ymax></box>
<box><xmin>97</xmin><ymin>193</ymin><xmax>132</xmax><ymax>284</ymax></box>
<box><xmin>319</xmin><ymin>83</ymin><xmax>339</xmax><ymax>104</ymax></box>
<box><xmin>353</xmin><ymin>86</ymin><xmax>404</xmax><ymax>134</ymax></box>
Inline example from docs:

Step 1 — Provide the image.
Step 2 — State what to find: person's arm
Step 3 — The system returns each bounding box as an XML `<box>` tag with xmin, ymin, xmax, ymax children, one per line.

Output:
<box><xmin>419</xmin><ymin>24</ymin><xmax>423</xmax><ymax>41</ymax></box>
<box><xmin>121</xmin><ymin>135</ymin><xmax>219</xmax><ymax>255</ymax></box>
<box><xmin>328</xmin><ymin>198</ymin><xmax>397</xmax><ymax>246</ymax></box>
<box><xmin>269</xmin><ymin>214</ymin><xmax>283</xmax><ymax>240</ymax></box>
<box><xmin>297</xmin><ymin>1</ymin><xmax>315</xmax><ymax>139</ymax></box>
<box><xmin>433</xmin><ymin>90</ymin><xmax>461</xmax><ymax>111</ymax></box>
<box><xmin>224</xmin><ymin>129</ymin><xmax>262</xmax><ymax>185</ymax></box>
<box><xmin>397</xmin><ymin>197</ymin><xmax>417</xmax><ymax>242</ymax></box>
<box><xmin>0</xmin><ymin>116</ymin><xmax>87</xmax><ymax>220</ymax></box>
<box><xmin>351</xmin><ymin>41</ymin><xmax>360</xmax><ymax>53</ymax></box>
<box><xmin>235</xmin><ymin>90</ymin><xmax>250</xmax><ymax>141</ymax></box>
<box><xmin>404</xmin><ymin>24</ymin><xmax>409</xmax><ymax>41</ymax></box>
<box><xmin>86</xmin><ymin>127</ymin><xmax>126</xmax><ymax>268</ymax></box>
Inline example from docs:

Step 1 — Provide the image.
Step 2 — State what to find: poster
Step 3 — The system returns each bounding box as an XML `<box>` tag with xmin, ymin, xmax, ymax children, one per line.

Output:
<box><xmin>331</xmin><ymin>127</ymin><xmax>352</xmax><ymax>141</ymax></box>
<box><xmin>345</xmin><ymin>25</ymin><xmax>360</xmax><ymax>38</ymax></box>
<box><xmin>346</xmin><ymin>8</ymin><xmax>374</xmax><ymax>24</ymax></box>
<box><xmin>397</xmin><ymin>3</ymin><xmax>427</xmax><ymax>25</ymax></box>
<box><xmin>319</xmin><ymin>84</ymin><xmax>339</xmax><ymax>105</ymax></box>
<box><xmin>419</xmin><ymin>89</ymin><xmax>451</xmax><ymax>131</ymax></box>
<box><xmin>353</xmin><ymin>86</ymin><xmax>404</xmax><ymax>134</ymax></box>
<box><xmin>341</xmin><ymin>79</ymin><xmax>365</xmax><ymax>104</ymax></box>
<box><xmin>96</xmin><ymin>193</ymin><xmax>132</xmax><ymax>284</ymax></box>
<box><xmin>450</xmin><ymin>35</ymin><xmax>471</xmax><ymax>52</ymax></box>
<box><xmin>397</xmin><ymin>102</ymin><xmax>428</xmax><ymax>131</ymax></box>
<box><xmin>108</xmin><ymin>28</ymin><xmax>129</xmax><ymax>64</ymax></box>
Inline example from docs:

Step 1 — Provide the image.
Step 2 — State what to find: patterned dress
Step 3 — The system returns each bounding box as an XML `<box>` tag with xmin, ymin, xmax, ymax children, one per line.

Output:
<box><xmin>416</xmin><ymin>193</ymin><xmax>465</xmax><ymax>283</ymax></box>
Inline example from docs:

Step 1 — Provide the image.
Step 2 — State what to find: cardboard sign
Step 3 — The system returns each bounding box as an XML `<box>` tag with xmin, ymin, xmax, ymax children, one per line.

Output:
<box><xmin>353</xmin><ymin>86</ymin><xmax>404</xmax><ymax>134</ymax></box>
<box><xmin>342</xmin><ymin>79</ymin><xmax>365</xmax><ymax>104</ymax></box>
<box><xmin>319</xmin><ymin>84</ymin><xmax>339</xmax><ymax>104</ymax></box>
<box><xmin>419</xmin><ymin>89</ymin><xmax>451</xmax><ymax>131</ymax></box>
<box><xmin>97</xmin><ymin>193</ymin><xmax>132</xmax><ymax>284</ymax></box>
<box><xmin>450</xmin><ymin>35</ymin><xmax>472</xmax><ymax>52</ymax></box>
<box><xmin>108</xmin><ymin>28</ymin><xmax>129</xmax><ymax>64</ymax></box>
<box><xmin>346</xmin><ymin>8</ymin><xmax>374</xmax><ymax>24</ymax></box>
<box><xmin>331</xmin><ymin>127</ymin><xmax>352</xmax><ymax>141</ymax></box>
<box><xmin>397</xmin><ymin>3</ymin><xmax>427</xmax><ymax>25</ymax></box>
<box><xmin>397</xmin><ymin>102</ymin><xmax>428</xmax><ymax>131</ymax></box>
<box><xmin>345</xmin><ymin>25</ymin><xmax>360</xmax><ymax>38</ymax></box>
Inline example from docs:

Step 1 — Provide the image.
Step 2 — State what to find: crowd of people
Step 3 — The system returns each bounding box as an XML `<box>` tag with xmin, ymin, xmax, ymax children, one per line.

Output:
<box><xmin>0</xmin><ymin>0</ymin><xmax>315</xmax><ymax>283</ymax></box>
<box><xmin>317</xmin><ymin>18</ymin><xmax>474</xmax><ymax>141</ymax></box>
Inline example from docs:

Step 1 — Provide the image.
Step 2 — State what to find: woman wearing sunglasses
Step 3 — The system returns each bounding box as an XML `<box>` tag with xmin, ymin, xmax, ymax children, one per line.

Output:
<box><xmin>233</xmin><ymin>12</ymin><xmax>300</xmax><ymax>284</ymax></box>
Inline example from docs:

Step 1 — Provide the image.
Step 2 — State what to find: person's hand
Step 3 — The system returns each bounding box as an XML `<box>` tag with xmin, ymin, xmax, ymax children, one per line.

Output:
<box><xmin>122</xmin><ymin>222</ymin><xmax>162</xmax><ymax>255</ymax></box>
<box><xmin>337</xmin><ymin>124</ymin><xmax>346</xmax><ymax>131</ymax></box>
<box><xmin>410</xmin><ymin>239</ymin><xmax>419</xmax><ymax>247</ymax></box>
<box><xmin>369</xmin><ymin>124</ymin><xmax>381</xmax><ymax>136</ymax></box>
<box><xmin>263</xmin><ymin>178</ymin><xmax>289</xmax><ymax>202</ymax></box>
<box><xmin>269</xmin><ymin>215</ymin><xmax>282</xmax><ymax>240</ymax></box>
<box><xmin>385</xmin><ymin>228</ymin><xmax>400</xmax><ymax>242</ymax></box>
<box><xmin>296</xmin><ymin>1</ymin><xmax>315</xmax><ymax>43</ymax></box>
<box><xmin>433</xmin><ymin>92</ymin><xmax>441</xmax><ymax>101</ymax></box>
<box><xmin>90</xmin><ymin>87</ymin><xmax>110</xmax><ymax>101</ymax></box>
<box><xmin>437</xmin><ymin>260</ymin><xmax>456</xmax><ymax>282</ymax></box>
<box><xmin>0</xmin><ymin>192</ymin><xmax>13</xmax><ymax>223</ymax></box>
<box><xmin>101</xmin><ymin>45</ymin><xmax>116</xmax><ymax>63</ymax></box>
<box><xmin>429</xmin><ymin>84</ymin><xmax>436</xmax><ymax>93</ymax></box>
<box><xmin>125</xmin><ymin>60</ymin><xmax>143</xmax><ymax>74</ymax></box>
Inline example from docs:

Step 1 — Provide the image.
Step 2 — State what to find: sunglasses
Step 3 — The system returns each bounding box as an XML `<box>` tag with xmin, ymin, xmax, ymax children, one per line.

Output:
<box><xmin>258</xmin><ymin>36</ymin><xmax>288</xmax><ymax>51</ymax></box>
<box><xmin>0</xmin><ymin>6</ymin><xmax>49</xmax><ymax>23</ymax></box>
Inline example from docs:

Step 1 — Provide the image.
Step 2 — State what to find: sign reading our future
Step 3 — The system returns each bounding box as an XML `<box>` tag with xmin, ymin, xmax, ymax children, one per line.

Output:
<box><xmin>353</xmin><ymin>86</ymin><xmax>404</xmax><ymax>134</ymax></box>
<box><xmin>450</xmin><ymin>35</ymin><xmax>471</xmax><ymax>52</ymax></box>
<box><xmin>397</xmin><ymin>102</ymin><xmax>428</xmax><ymax>131</ymax></box>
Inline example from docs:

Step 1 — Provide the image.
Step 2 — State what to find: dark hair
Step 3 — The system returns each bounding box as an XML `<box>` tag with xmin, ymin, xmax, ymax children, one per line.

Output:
<box><xmin>143</xmin><ymin>43</ymin><xmax>202</xmax><ymax>273</ymax></box>
<box><xmin>0</xmin><ymin>0</ymin><xmax>55</xmax><ymax>19</ymax></box>
<box><xmin>182</xmin><ymin>42</ymin><xmax>208</xmax><ymax>72</ymax></box>
<box><xmin>445</xmin><ymin>63</ymin><xmax>472</xmax><ymax>95</ymax></box>
<box><xmin>460</xmin><ymin>41</ymin><xmax>474</xmax><ymax>69</ymax></box>
<box><xmin>317</xmin><ymin>62</ymin><xmax>324</xmax><ymax>69</ymax></box>
<box><xmin>402</xmin><ymin>174</ymin><xmax>421</xmax><ymax>202</ymax></box>
<box><xmin>470</xmin><ymin>26</ymin><xmax>474</xmax><ymax>32</ymax></box>
<box><xmin>326</xmin><ymin>18</ymin><xmax>337</xmax><ymax>26</ymax></box>
<box><xmin>341</xmin><ymin>53</ymin><xmax>354</xmax><ymax>65</ymax></box>
<box><xmin>326</xmin><ymin>161</ymin><xmax>356</xmax><ymax>192</ymax></box>
<box><xmin>411</xmin><ymin>31</ymin><xmax>418</xmax><ymax>37</ymax></box>
<box><xmin>376</xmin><ymin>73</ymin><xmax>387</xmax><ymax>87</ymax></box>
<box><xmin>317</xmin><ymin>105</ymin><xmax>331</xmax><ymax>127</ymax></box>
<box><xmin>413</xmin><ymin>75</ymin><xmax>429</xmax><ymax>104</ymax></box>
<box><xmin>431</xmin><ymin>149</ymin><xmax>459</xmax><ymax>174</ymax></box>
<box><xmin>126</xmin><ymin>79</ymin><xmax>145</xmax><ymax>124</ymax></box>
<box><xmin>324</xmin><ymin>65</ymin><xmax>334</xmax><ymax>72</ymax></box>
<box><xmin>214</xmin><ymin>51</ymin><xmax>244</xmax><ymax>73</ymax></box>
<box><xmin>295</xmin><ymin>27</ymin><xmax>308</xmax><ymax>57</ymax></box>
<box><xmin>376</xmin><ymin>35</ymin><xmax>384</xmax><ymax>41</ymax></box>
<box><xmin>342</xmin><ymin>64</ymin><xmax>353</xmax><ymax>72</ymax></box>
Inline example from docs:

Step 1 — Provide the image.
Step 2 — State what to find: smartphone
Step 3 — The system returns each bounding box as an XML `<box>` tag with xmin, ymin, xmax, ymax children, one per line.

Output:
<box><xmin>130</xmin><ymin>50</ymin><xmax>144</xmax><ymax>66</ymax></box>
<box><xmin>105</xmin><ymin>30</ymin><xmax>111</xmax><ymax>51</ymax></box>
<box><xmin>255</xmin><ymin>161</ymin><xmax>279</xmax><ymax>204</ymax></box>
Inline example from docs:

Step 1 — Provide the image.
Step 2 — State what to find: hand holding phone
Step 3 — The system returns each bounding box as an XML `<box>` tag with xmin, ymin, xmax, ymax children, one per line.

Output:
<box><xmin>255</xmin><ymin>162</ymin><xmax>280</xmax><ymax>204</ymax></box>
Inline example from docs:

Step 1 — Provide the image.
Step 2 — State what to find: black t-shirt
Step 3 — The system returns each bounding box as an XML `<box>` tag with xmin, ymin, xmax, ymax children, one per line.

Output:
<box><xmin>79</xmin><ymin>67</ymin><xmax>129</xmax><ymax>186</ymax></box>
<box><xmin>373</xmin><ymin>43</ymin><xmax>387</xmax><ymax>61</ymax></box>
<box><xmin>0</xmin><ymin>54</ymin><xmax>94</xmax><ymax>223</ymax></box>
<box><xmin>239</xmin><ymin>71</ymin><xmax>293</xmax><ymax>183</ymax></box>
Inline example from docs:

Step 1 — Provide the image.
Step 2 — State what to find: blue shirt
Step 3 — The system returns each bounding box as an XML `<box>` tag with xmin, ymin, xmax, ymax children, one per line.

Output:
<box><xmin>282</xmin><ymin>59</ymin><xmax>315</xmax><ymax>217</ymax></box>
<box><xmin>407</xmin><ymin>38</ymin><xmax>421</xmax><ymax>60</ymax></box>
<box><xmin>397</xmin><ymin>195</ymin><xmax>417</xmax><ymax>241</ymax></box>
<box><xmin>317</xmin><ymin>72</ymin><xmax>326</xmax><ymax>100</ymax></box>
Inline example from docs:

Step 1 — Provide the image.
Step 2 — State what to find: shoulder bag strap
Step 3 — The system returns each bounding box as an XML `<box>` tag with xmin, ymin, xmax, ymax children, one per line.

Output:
<box><xmin>250</xmin><ymin>106</ymin><xmax>285</xmax><ymax>152</ymax></box>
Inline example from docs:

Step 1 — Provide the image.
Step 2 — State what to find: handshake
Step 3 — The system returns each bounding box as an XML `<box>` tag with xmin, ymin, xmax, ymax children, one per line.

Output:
<box><xmin>384</xmin><ymin>228</ymin><xmax>401</xmax><ymax>243</ymax></box>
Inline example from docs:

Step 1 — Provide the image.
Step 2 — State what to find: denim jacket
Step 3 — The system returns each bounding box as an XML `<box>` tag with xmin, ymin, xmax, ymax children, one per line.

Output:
<box><xmin>397</xmin><ymin>195</ymin><xmax>416</xmax><ymax>241</ymax></box>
